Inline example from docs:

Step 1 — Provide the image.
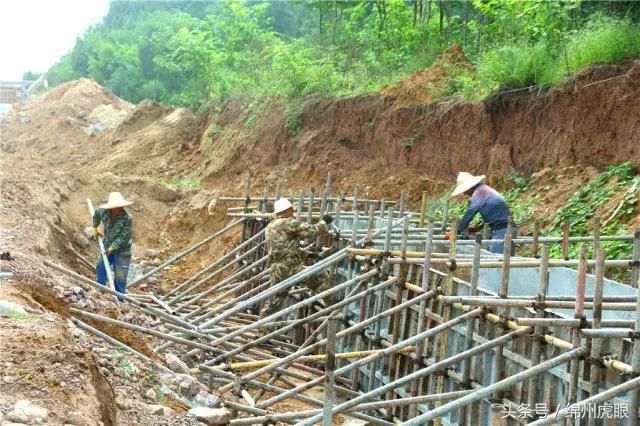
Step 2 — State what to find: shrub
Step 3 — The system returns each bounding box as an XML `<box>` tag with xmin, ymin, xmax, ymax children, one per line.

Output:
<box><xmin>477</xmin><ymin>41</ymin><xmax>558</xmax><ymax>92</ymax></box>
<box><xmin>563</xmin><ymin>18</ymin><xmax>640</xmax><ymax>76</ymax></box>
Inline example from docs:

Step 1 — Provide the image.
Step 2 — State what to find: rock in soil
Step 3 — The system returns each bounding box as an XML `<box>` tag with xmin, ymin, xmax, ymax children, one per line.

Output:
<box><xmin>187</xmin><ymin>407</ymin><xmax>232</xmax><ymax>425</ymax></box>
<box><xmin>165</xmin><ymin>353</ymin><xmax>190</xmax><ymax>374</ymax></box>
<box><xmin>145</xmin><ymin>388</ymin><xmax>157</xmax><ymax>401</ymax></box>
<box><xmin>6</xmin><ymin>399</ymin><xmax>49</xmax><ymax>424</ymax></box>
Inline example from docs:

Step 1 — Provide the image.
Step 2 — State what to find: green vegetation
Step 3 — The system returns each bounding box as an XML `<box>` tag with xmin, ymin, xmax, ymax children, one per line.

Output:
<box><xmin>118</xmin><ymin>358</ymin><xmax>136</xmax><ymax>376</ymax></box>
<box><xmin>148</xmin><ymin>173</ymin><xmax>203</xmax><ymax>191</ymax></box>
<box><xmin>548</xmin><ymin>163</ymin><xmax>639</xmax><ymax>260</ymax></box>
<box><xmin>47</xmin><ymin>1</ymin><xmax>640</xmax><ymax>108</ymax></box>
<box><xmin>435</xmin><ymin>172</ymin><xmax>534</xmax><ymax>228</ymax></box>
<box><xmin>8</xmin><ymin>311</ymin><xmax>35</xmax><ymax>320</ymax></box>
<box><xmin>401</xmin><ymin>130</ymin><xmax>424</xmax><ymax>150</ymax></box>
<box><xmin>432</xmin><ymin>165</ymin><xmax>640</xmax><ymax>266</ymax></box>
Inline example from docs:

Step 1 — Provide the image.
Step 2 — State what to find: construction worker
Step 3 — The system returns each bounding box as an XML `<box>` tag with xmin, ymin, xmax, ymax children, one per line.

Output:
<box><xmin>451</xmin><ymin>172</ymin><xmax>512</xmax><ymax>254</ymax></box>
<box><xmin>261</xmin><ymin>198</ymin><xmax>333</xmax><ymax>317</ymax></box>
<box><xmin>91</xmin><ymin>192</ymin><xmax>133</xmax><ymax>297</ymax></box>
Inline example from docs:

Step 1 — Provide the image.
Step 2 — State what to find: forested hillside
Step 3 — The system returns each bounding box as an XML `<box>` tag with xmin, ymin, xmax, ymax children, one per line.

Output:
<box><xmin>48</xmin><ymin>0</ymin><xmax>640</xmax><ymax>107</ymax></box>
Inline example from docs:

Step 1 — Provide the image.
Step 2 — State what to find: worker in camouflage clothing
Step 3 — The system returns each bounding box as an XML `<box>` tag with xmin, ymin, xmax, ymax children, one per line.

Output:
<box><xmin>91</xmin><ymin>192</ymin><xmax>133</xmax><ymax>297</ymax></box>
<box><xmin>261</xmin><ymin>198</ymin><xmax>333</xmax><ymax>317</ymax></box>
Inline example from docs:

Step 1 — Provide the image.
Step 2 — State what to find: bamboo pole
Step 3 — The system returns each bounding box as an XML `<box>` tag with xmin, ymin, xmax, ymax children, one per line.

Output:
<box><xmin>438</xmin><ymin>296</ymin><xmax>637</xmax><ymax>311</ymax></box>
<box><xmin>201</xmin><ymin>366</ymin><xmax>395</xmax><ymax>426</ymax></box>
<box><xmin>460</xmin><ymin>233</ymin><xmax>481</xmax><ymax>425</ymax></box>
<box><xmin>527</xmin><ymin>245</ymin><xmax>550</xmax><ymax>418</ymax></box>
<box><xmin>492</xmin><ymin>221</ymin><xmax>513</xmax><ymax>402</ymax></box>
<box><xmin>129</xmin><ymin>219</ymin><xmax>244</xmax><ymax>288</ymax></box>
<box><xmin>386</xmin><ymin>218</ymin><xmax>409</xmax><ymax>417</ymax></box>
<box><xmin>296</xmin><ymin>326</ymin><xmax>531</xmax><ymax>426</ymax></box>
<box><xmin>161</xmin><ymin>228</ymin><xmax>266</xmax><ymax>301</ymax></box>
<box><xmin>433</xmin><ymin>219</ymin><xmax>457</xmax><ymax>417</ymax></box>
<box><xmin>217</xmin><ymin>275</ymin><xmax>397</xmax><ymax>393</ymax></box>
<box><xmin>170</xmin><ymin>242</ymin><xmax>265</xmax><ymax>309</ymax></box>
<box><xmin>71</xmin><ymin>318</ymin><xmax>172</xmax><ymax>374</ymax></box>
<box><xmin>71</xmin><ymin>309</ymin><xmax>221</xmax><ymax>353</ymax></box>
<box><xmin>323</xmin><ymin>314</ymin><xmax>338</xmax><ymax>426</ymax></box>
<box><xmin>629</xmin><ymin>230</ymin><xmax>640</xmax><ymax>426</ymax></box>
<box><xmin>402</xmin><ymin>346</ymin><xmax>588</xmax><ymax>425</ymax></box>
<box><xmin>568</xmin><ymin>244</ymin><xmax>588</xmax><ymax>410</ymax></box>
<box><xmin>530</xmin><ymin>374</ymin><xmax>640</xmax><ymax>426</ymax></box>
<box><xmin>230</xmin><ymin>390</ymin><xmax>476</xmax><ymax>424</ymax></box>
<box><xmin>44</xmin><ymin>260</ymin><xmax>194</xmax><ymax>329</ymax></box>
<box><xmin>259</xmin><ymin>308</ymin><xmax>484</xmax><ymax>411</ymax></box>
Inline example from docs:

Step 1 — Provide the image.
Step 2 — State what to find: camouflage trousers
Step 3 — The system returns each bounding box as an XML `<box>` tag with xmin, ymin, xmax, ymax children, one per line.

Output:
<box><xmin>260</xmin><ymin>262</ymin><xmax>333</xmax><ymax>318</ymax></box>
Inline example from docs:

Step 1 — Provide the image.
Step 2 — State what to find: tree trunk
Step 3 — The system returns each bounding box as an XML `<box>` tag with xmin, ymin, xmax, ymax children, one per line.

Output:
<box><xmin>413</xmin><ymin>0</ymin><xmax>418</xmax><ymax>27</ymax></box>
<box><xmin>319</xmin><ymin>4</ymin><xmax>323</xmax><ymax>43</ymax></box>
<box><xmin>375</xmin><ymin>0</ymin><xmax>387</xmax><ymax>36</ymax></box>
<box><xmin>332</xmin><ymin>1</ymin><xmax>338</xmax><ymax>45</ymax></box>
<box><xmin>463</xmin><ymin>0</ymin><xmax>469</xmax><ymax>50</ymax></box>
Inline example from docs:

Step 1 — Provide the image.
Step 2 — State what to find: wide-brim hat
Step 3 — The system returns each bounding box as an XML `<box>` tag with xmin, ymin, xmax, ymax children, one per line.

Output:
<box><xmin>451</xmin><ymin>172</ymin><xmax>485</xmax><ymax>197</ymax></box>
<box><xmin>100</xmin><ymin>192</ymin><xmax>132</xmax><ymax>209</ymax></box>
<box><xmin>273</xmin><ymin>198</ymin><xmax>293</xmax><ymax>214</ymax></box>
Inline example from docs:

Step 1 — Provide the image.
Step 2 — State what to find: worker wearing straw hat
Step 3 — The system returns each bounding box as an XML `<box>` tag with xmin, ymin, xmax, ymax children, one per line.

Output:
<box><xmin>261</xmin><ymin>198</ymin><xmax>333</xmax><ymax>317</ymax></box>
<box><xmin>451</xmin><ymin>172</ymin><xmax>512</xmax><ymax>254</ymax></box>
<box><xmin>91</xmin><ymin>192</ymin><xmax>133</xmax><ymax>296</ymax></box>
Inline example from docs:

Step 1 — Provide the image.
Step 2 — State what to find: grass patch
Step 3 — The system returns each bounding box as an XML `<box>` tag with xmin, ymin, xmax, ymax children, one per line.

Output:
<box><xmin>563</xmin><ymin>18</ymin><xmax>640</xmax><ymax>75</ymax></box>
<box><xmin>244</xmin><ymin>97</ymin><xmax>270</xmax><ymax>129</ymax></box>
<box><xmin>401</xmin><ymin>130</ymin><xmax>424</xmax><ymax>150</ymax></box>
<box><xmin>477</xmin><ymin>41</ymin><xmax>558</xmax><ymax>92</ymax></box>
<box><xmin>170</xmin><ymin>174</ymin><xmax>203</xmax><ymax>190</ymax></box>
<box><xmin>441</xmin><ymin>18</ymin><xmax>640</xmax><ymax>101</ymax></box>
<box><xmin>8</xmin><ymin>311</ymin><xmax>35</xmax><ymax>320</ymax></box>
<box><xmin>147</xmin><ymin>173</ymin><xmax>203</xmax><ymax>191</ymax></box>
<box><xmin>284</xmin><ymin>97</ymin><xmax>303</xmax><ymax>136</ymax></box>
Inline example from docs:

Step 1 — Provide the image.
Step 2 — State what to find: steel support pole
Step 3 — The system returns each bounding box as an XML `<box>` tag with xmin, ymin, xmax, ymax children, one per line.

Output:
<box><xmin>296</xmin><ymin>327</ymin><xmax>531</xmax><ymax>426</ymax></box>
<box><xmin>402</xmin><ymin>347</ymin><xmax>587</xmax><ymax>425</ymax></box>
<box><xmin>128</xmin><ymin>218</ymin><xmax>244</xmax><ymax>288</ymax></box>
<box><xmin>323</xmin><ymin>315</ymin><xmax>338</xmax><ymax>425</ymax></box>
<box><xmin>630</xmin><ymin>230</ymin><xmax>640</xmax><ymax>426</ymax></box>
<box><xmin>530</xmin><ymin>374</ymin><xmax>640</xmax><ymax>426</ymax></box>
<box><xmin>460</xmin><ymin>233</ymin><xmax>481</xmax><ymax>425</ymax></box>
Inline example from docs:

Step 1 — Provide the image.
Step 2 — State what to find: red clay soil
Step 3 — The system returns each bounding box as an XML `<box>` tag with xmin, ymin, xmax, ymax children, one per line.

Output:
<box><xmin>381</xmin><ymin>43</ymin><xmax>474</xmax><ymax>107</ymax></box>
<box><xmin>200</xmin><ymin>59</ymin><xmax>640</xmax><ymax>204</ymax></box>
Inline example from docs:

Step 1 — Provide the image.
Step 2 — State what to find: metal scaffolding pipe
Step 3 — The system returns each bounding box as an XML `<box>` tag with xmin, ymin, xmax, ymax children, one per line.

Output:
<box><xmin>230</xmin><ymin>390</ymin><xmax>475</xmax><ymax>425</ymax></box>
<box><xmin>44</xmin><ymin>260</ymin><xmax>194</xmax><ymax>329</ymax></box>
<box><xmin>530</xmin><ymin>373</ymin><xmax>640</xmax><ymax>425</ymax></box>
<box><xmin>129</xmin><ymin>218</ymin><xmax>244</xmax><ymax>288</ymax></box>
<box><xmin>258</xmin><ymin>308</ymin><xmax>482</xmax><ymax>410</ymax></box>
<box><xmin>243</xmin><ymin>280</ymin><xmax>433</xmax><ymax>391</ymax></box>
<box><xmin>162</xmin><ymin>228</ymin><xmax>266</xmax><ymax>302</ymax></box>
<box><xmin>215</xmin><ymin>276</ymin><xmax>398</xmax><ymax>392</ymax></box>
<box><xmin>296</xmin><ymin>327</ymin><xmax>532</xmax><ymax>426</ymax></box>
<box><xmin>402</xmin><ymin>346</ymin><xmax>587</xmax><ymax>425</ymax></box>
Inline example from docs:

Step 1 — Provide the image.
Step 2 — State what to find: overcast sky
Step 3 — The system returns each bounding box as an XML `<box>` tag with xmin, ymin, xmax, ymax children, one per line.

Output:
<box><xmin>0</xmin><ymin>0</ymin><xmax>109</xmax><ymax>81</ymax></box>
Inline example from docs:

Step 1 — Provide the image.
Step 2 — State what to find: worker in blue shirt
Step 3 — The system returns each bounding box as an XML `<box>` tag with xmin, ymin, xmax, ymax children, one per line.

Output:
<box><xmin>450</xmin><ymin>172</ymin><xmax>513</xmax><ymax>254</ymax></box>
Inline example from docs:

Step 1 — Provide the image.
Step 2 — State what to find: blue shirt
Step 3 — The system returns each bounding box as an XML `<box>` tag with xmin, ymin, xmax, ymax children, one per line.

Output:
<box><xmin>457</xmin><ymin>184</ymin><xmax>511</xmax><ymax>234</ymax></box>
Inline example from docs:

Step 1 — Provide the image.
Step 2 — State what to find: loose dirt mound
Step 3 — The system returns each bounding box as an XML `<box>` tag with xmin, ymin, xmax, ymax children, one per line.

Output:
<box><xmin>103</xmin><ymin>107</ymin><xmax>200</xmax><ymax>176</ymax></box>
<box><xmin>382</xmin><ymin>43</ymin><xmax>473</xmax><ymax>107</ymax></box>
<box><xmin>39</xmin><ymin>78</ymin><xmax>131</xmax><ymax>114</ymax></box>
<box><xmin>112</xmin><ymin>99</ymin><xmax>173</xmax><ymax>138</ymax></box>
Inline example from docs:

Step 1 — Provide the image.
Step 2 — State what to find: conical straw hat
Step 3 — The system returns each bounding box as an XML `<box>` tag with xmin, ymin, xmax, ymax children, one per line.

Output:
<box><xmin>451</xmin><ymin>172</ymin><xmax>485</xmax><ymax>197</ymax></box>
<box><xmin>100</xmin><ymin>192</ymin><xmax>132</xmax><ymax>209</ymax></box>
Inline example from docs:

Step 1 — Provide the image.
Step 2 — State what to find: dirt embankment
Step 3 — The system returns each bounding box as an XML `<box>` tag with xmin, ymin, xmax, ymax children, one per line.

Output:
<box><xmin>201</xmin><ymin>59</ymin><xmax>640</xmax><ymax>202</ymax></box>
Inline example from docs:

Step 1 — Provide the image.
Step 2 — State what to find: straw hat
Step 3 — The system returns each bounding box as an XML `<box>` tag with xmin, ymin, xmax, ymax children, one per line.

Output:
<box><xmin>273</xmin><ymin>198</ymin><xmax>293</xmax><ymax>214</ymax></box>
<box><xmin>451</xmin><ymin>172</ymin><xmax>486</xmax><ymax>197</ymax></box>
<box><xmin>100</xmin><ymin>192</ymin><xmax>132</xmax><ymax>209</ymax></box>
